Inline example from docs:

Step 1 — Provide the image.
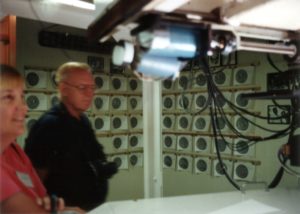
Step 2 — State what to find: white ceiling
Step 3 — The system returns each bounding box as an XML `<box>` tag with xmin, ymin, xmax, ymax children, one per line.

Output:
<box><xmin>1</xmin><ymin>0</ymin><xmax>300</xmax><ymax>40</ymax></box>
<box><xmin>0</xmin><ymin>0</ymin><xmax>117</xmax><ymax>29</ymax></box>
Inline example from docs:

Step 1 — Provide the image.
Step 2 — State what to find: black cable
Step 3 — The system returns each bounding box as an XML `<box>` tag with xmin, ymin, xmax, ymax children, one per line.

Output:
<box><xmin>203</xmin><ymin>56</ymin><xmax>291</xmax><ymax>143</ymax></box>
<box><xmin>211</xmin><ymin>98</ymin><xmax>288</xmax><ymax>151</ymax></box>
<box><xmin>267</xmin><ymin>147</ymin><xmax>288</xmax><ymax>189</ymax></box>
<box><xmin>267</xmin><ymin>53</ymin><xmax>283</xmax><ymax>73</ymax></box>
<box><xmin>211</xmin><ymin>82</ymin><xmax>283</xmax><ymax>123</ymax></box>
<box><xmin>258</xmin><ymin>92</ymin><xmax>295</xmax><ymax>188</ymax></box>
<box><xmin>268</xmin><ymin>161</ymin><xmax>286</xmax><ymax>188</ymax></box>
<box><xmin>210</xmin><ymin>66</ymin><xmax>226</xmax><ymax>75</ymax></box>
<box><xmin>202</xmin><ymin>57</ymin><xmax>241</xmax><ymax>191</ymax></box>
<box><xmin>206</xmin><ymin>64</ymin><xmax>290</xmax><ymax>135</ymax></box>
<box><xmin>271</xmin><ymin>99</ymin><xmax>292</xmax><ymax>112</ymax></box>
<box><xmin>214</xmin><ymin>99</ymin><xmax>252</xmax><ymax>140</ymax></box>
<box><xmin>213</xmin><ymin>86</ymin><xmax>291</xmax><ymax>133</ymax></box>
<box><xmin>210</xmin><ymin>104</ymin><xmax>241</xmax><ymax>191</ymax></box>
<box><xmin>200</xmin><ymin>56</ymin><xmax>296</xmax><ymax>191</ymax></box>
<box><xmin>207</xmin><ymin>59</ymin><xmax>290</xmax><ymax>141</ymax></box>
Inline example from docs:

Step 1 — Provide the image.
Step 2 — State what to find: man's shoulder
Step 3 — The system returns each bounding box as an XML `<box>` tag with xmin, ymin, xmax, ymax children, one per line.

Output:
<box><xmin>32</xmin><ymin>106</ymin><xmax>65</xmax><ymax>129</ymax></box>
<box><xmin>25</xmin><ymin>107</ymin><xmax>66</xmax><ymax>146</ymax></box>
<box><xmin>38</xmin><ymin>110</ymin><xmax>60</xmax><ymax>125</ymax></box>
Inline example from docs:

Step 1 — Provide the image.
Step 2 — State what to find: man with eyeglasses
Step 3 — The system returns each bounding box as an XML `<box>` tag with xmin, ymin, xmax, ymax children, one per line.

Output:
<box><xmin>25</xmin><ymin>62</ymin><xmax>118</xmax><ymax>211</ymax></box>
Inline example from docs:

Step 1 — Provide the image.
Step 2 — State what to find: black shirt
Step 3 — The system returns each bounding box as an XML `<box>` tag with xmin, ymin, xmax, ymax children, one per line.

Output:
<box><xmin>25</xmin><ymin>103</ymin><xmax>109</xmax><ymax>211</ymax></box>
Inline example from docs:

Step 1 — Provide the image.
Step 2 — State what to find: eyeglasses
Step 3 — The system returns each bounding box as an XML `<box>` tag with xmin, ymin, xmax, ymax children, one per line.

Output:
<box><xmin>63</xmin><ymin>81</ymin><xmax>96</xmax><ymax>92</ymax></box>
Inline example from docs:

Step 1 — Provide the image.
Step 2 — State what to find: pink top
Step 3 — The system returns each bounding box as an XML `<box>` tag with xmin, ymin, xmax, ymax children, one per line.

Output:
<box><xmin>0</xmin><ymin>143</ymin><xmax>47</xmax><ymax>201</ymax></box>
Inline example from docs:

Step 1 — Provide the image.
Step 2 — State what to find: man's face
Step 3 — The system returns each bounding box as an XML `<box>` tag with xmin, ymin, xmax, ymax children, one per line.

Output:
<box><xmin>61</xmin><ymin>69</ymin><xmax>95</xmax><ymax>113</ymax></box>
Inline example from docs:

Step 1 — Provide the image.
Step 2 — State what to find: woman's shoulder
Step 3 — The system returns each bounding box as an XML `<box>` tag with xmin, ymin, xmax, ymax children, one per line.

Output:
<box><xmin>0</xmin><ymin>166</ymin><xmax>20</xmax><ymax>202</ymax></box>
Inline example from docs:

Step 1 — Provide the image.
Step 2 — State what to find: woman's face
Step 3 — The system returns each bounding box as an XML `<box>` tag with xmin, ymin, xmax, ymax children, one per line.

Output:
<box><xmin>0</xmin><ymin>84</ymin><xmax>28</xmax><ymax>143</ymax></box>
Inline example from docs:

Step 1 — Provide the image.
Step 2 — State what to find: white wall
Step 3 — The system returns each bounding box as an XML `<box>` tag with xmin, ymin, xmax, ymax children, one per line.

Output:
<box><xmin>16</xmin><ymin>17</ymin><xmax>299</xmax><ymax>203</ymax></box>
<box><xmin>162</xmin><ymin>51</ymin><xmax>298</xmax><ymax>197</ymax></box>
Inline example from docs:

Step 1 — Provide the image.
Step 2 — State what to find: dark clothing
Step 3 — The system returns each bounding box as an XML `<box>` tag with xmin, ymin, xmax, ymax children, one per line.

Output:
<box><xmin>25</xmin><ymin>103</ymin><xmax>116</xmax><ymax>211</ymax></box>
